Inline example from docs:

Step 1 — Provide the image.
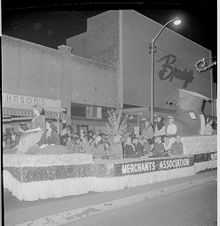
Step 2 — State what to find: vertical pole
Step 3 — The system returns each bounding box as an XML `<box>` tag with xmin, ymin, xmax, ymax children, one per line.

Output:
<box><xmin>209</xmin><ymin>51</ymin><xmax>214</xmax><ymax>117</ymax></box>
<box><xmin>150</xmin><ymin>39</ymin><xmax>154</xmax><ymax>125</ymax></box>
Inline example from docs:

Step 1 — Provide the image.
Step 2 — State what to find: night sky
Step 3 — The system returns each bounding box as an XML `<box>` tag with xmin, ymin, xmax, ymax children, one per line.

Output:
<box><xmin>2</xmin><ymin>0</ymin><xmax>217</xmax><ymax>82</ymax></box>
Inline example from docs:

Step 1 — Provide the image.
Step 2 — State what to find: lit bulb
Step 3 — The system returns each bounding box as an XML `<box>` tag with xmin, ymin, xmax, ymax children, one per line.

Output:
<box><xmin>174</xmin><ymin>18</ymin><xmax>181</xmax><ymax>26</ymax></box>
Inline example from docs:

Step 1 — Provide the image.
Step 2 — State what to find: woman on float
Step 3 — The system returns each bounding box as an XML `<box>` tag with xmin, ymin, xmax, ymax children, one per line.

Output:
<box><xmin>17</xmin><ymin>104</ymin><xmax>46</xmax><ymax>153</ymax></box>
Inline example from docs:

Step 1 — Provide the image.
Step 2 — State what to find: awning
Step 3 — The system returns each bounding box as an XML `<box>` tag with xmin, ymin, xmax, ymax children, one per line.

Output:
<box><xmin>3</xmin><ymin>107</ymin><xmax>58</xmax><ymax>119</ymax></box>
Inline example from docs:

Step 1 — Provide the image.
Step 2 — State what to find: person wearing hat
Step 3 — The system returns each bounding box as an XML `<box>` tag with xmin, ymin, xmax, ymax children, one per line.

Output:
<box><xmin>123</xmin><ymin>136</ymin><xmax>137</xmax><ymax>158</ymax></box>
<box><xmin>150</xmin><ymin>136</ymin><xmax>166</xmax><ymax>158</ymax></box>
<box><xmin>132</xmin><ymin>136</ymin><xmax>144</xmax><ymax>158</ymax></box>
<box><xmin>17</xmin><ymin>104</ymin><xmax>46</xmax><ymax>153</ymax></box>
<box><xmin>169</xmin><ymin>135</ymin><xmax>183</xmax><ymax>156</ymax></box>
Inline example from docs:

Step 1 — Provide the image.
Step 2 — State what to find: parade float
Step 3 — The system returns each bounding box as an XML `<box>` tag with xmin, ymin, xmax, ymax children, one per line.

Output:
<box><xmin>3</xmin><ymin>90</ymin><xmax>217</xmax><ymax>201</ymax></box>
<box><xmin>167</xmin><ymin>89</ymin><xmax>217</xmax><ymax>173</ymax></box>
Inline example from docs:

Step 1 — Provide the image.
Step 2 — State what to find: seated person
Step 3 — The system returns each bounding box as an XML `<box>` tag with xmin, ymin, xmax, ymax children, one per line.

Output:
<box><xmin>60</xmin><ymin>127</ymin><xmax>69</xmax><ymax>146</ymax></box>
<box><xmin>204</xmin><ymin>118</ymin><xmax>214</xmax><ymax>135</ymax></box>
<box><xmin>4</xmin><ymin>136</ymin><xmax>13</xmax><ymax>150</ymax></box>
<box><xmin>88</xmin><ymin>130</ymin><xmax>94</xmax><ymax>140</ymax></box>
<box><xmin>169</xmin><ymin>135</ymin><xmax>183</xmax><ymax>156</ymax></box>
<box><xmin>140</xmin><ymin>137</ymin><xmax>152</xmax><ymax>155</ymax></box>
<box><xmin>150</xmin><ymin>136</ymin><xmax>166</xmax><ymax>158</ymax></box>
<box><xmin>132</xmin><ymin>136</ymin><xmax>144</xmax><ymax>157</ymax></box>
<box><xmin>74</xmin><ymin>136</ymin><xmax>84</xmax><ymax>153</ymax></box>
<box><xmin>66</xmin><ymin>135</ymin><xmax>78</xmax><ymax>153</ymax></box>
<box><xmin>123</xmin><ymin>136</ymin><xmax>137</xmax><ymax>158</ymax></box>
<box><xmin>42</xmin><ymin>120</ymin><xmax>60</xmax><ymax>145</ymax></box>
<box><xmin>17</xmin><ymin>104</ymin><xmax>46</xmax><ymax>153</ymax></box>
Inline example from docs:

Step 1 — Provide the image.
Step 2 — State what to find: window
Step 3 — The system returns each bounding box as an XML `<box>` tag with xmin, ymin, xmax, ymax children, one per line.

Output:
<box><xmin>86</xmin><ymin>106</ymin><xmax>102</xmax><ymax>119</ymax></box>
<box><xmin>71</xmin><ymin>103</ymin><xmax>86</xmax><ymax>118</ymax></box>
<box><xmin>189</xmin><ymin>112</ymin><xmax>197</xmax><ymax>120</ymax></box>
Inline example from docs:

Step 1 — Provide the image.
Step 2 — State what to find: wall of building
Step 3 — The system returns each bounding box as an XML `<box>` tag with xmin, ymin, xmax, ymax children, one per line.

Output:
<box><xmin>66</xmin><ymin>10</ymin><xmax>120</xmax><ymax>65</ymax></box>
<box><xmin>2</xmin><ymin>35</ymin><xmax>62</xmax><ymax>100</ymax></box>
<box><xmin>2</xmin><ymin>35</ymin><xmax>118</xmax><ymax>114</ymax></box>
<box><xmin>121</xmin><ymin>10</ymin><xmax>213</xmax><ymax>116</ymax></box>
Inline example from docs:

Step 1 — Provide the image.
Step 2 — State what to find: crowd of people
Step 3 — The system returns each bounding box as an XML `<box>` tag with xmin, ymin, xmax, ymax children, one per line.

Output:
<box><xmin>123</xmin><ymin>115</ymin><xmax>182</xmax><ymax>158</ymax></box>
<box><xmin>3</xmin><ymin>104</ymin><xmax>217</xmax><ymax>159</ymax></box>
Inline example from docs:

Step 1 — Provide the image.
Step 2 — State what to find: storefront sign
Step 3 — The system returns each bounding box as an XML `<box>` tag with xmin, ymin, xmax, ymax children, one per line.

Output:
<box><xmin>158</xmin><ymin>55</ymin><xmax>194</xmax><ymax>88</ymax></box>
<box><xmin>114</xmin><ymin>157</ymin><xmax>193</xmax><ymax>176</ymax></box>
<box><xmin>2</xmin><ymin>93</ymin><xmax>61</xmax><ymax>112</ymax></box>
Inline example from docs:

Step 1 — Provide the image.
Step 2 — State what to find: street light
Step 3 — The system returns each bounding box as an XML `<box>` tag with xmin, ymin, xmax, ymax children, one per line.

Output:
<box><xmin>150</xmin><ymin>17</ymin><xmax>182</xmax><ymax>125</ymax></box>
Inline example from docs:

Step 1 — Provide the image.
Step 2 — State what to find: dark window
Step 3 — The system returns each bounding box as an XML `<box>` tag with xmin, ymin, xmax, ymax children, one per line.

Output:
<box><xmin>71</xmin><ymin>103</ymin><xmax>86</xmax><ymax>118</ymax></box>
<box><xmin>123</xmin><ymin>104</ymin><xmax>141</xmax><ymax>109</ymax></box>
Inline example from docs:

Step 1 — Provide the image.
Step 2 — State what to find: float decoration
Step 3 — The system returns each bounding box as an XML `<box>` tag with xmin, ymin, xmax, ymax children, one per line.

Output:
<box><xmin>195</xmin><ymin>57</ymin><xmax>217</xmax><ymax>72</ymax></box>
<box><xmin>105</xmin><ymin>110</ymin><xmax>128</xmax><ymax>145</ymax></box>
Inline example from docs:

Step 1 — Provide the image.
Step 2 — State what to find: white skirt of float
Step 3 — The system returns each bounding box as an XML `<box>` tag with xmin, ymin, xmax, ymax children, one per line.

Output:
<box><xmin>3</xmin><ymin>166</ymin><xmax>195</xmax><ymax>201</ymax></box>
<box><xmin>194</xmin><ymin>160</ymin><xmax>217</xmax><ymax>173</ymax></box>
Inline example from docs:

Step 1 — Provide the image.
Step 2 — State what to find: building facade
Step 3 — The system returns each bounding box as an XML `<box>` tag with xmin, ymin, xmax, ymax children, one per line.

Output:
<box><xmin>2</xmin><ymin>10</ymin><xmax>216</xmax><ymax>134</ymax></box>
<box><xmin>2</xmin><ymin>35</ymin><xmax>118</xmax><ymax>133</ymax></box>
<box><xmin>67</xmin><ymin>10</ymin><xmax>216</xmax><ymax>118</ymax></box>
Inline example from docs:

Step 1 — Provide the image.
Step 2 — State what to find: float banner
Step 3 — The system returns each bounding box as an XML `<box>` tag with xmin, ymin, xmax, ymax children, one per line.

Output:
<box><xmin>114</xmin><ymin>156</ymin><xmax>194</xmax><ymax>176</ymax></box>
<box><xmin>193</xmin><ymin>152</ymin><xmax>217</xmax><ymax>163</ymax></box>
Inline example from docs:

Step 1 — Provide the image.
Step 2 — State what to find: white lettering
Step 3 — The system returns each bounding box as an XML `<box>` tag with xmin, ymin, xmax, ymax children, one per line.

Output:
<box><xmin>130</xmin><ymin>164</ymin><xmax>134</xmax><ymax>173</ymax></box>
<box><xmin>151</xmin><ymin>162</ymin><xmax>156</xmax><ymax>171</ymax></box>
<box><xmin>159</xmin><ymin>161</ymin><xmax>164</xmax><ymax>170</ymax></box>
<box><xmin>137</xmin><ymin>163</ymin><xmax>142</xmax><ymax>172</ymax></box>
<box><xmin>133</xmin><ymin>164</ymin><xmax>138</xmax><ymax>172</ymax></box>
<box><xmin>122</xmin><ymin>165</ymin><xmax>127</xmax><ymax>174</ymax></box>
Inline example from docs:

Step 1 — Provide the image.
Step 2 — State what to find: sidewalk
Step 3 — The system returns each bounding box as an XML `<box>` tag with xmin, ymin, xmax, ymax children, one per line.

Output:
<box><xmin>4</xmin><ymin>170</ymin><xmax>217</xmax><ymax>226</ymax></box>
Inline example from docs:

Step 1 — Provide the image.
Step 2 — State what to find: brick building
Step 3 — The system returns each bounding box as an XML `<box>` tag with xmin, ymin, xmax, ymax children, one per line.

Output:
<box><xmin>2</xmin><ymin>35</ymin><xmax>117</xmax><ymax>134</ymax></box>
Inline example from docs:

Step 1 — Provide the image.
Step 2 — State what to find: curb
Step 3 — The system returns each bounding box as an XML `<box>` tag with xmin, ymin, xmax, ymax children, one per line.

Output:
<box><xmin>16</xmin><ymin>175</ymin><xmax>216</xmax><ymax>226</ymax></box>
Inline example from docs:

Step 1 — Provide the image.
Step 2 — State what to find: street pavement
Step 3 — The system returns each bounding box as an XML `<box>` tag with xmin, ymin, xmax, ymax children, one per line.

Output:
<box><xmin>3</xmin><ymin>170</ymin><xmax>217</xmax><ymax>226</ymax></box>
<box><xmin>63</xmin><ymin>181</ymin><xmax>217</xmax><ymax>226</ymax></box>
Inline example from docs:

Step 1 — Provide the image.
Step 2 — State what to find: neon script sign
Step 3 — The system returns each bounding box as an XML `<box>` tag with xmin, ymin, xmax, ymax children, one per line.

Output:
<box><xmin>158</xmin><ymin>55</ymin><xmax>194</xmax><ymax>88</ymax></box>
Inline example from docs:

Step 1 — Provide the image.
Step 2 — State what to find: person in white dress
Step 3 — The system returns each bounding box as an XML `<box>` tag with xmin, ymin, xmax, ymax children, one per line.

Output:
<box><xmin>204</xmin><ymin>118</ymin><xmax>214</xmax><ymax>135</ymax></box>
<box><xmin>165</xmin><ymin>116</ymin><xmax>177</xmax><ymax>148</ymax></box>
